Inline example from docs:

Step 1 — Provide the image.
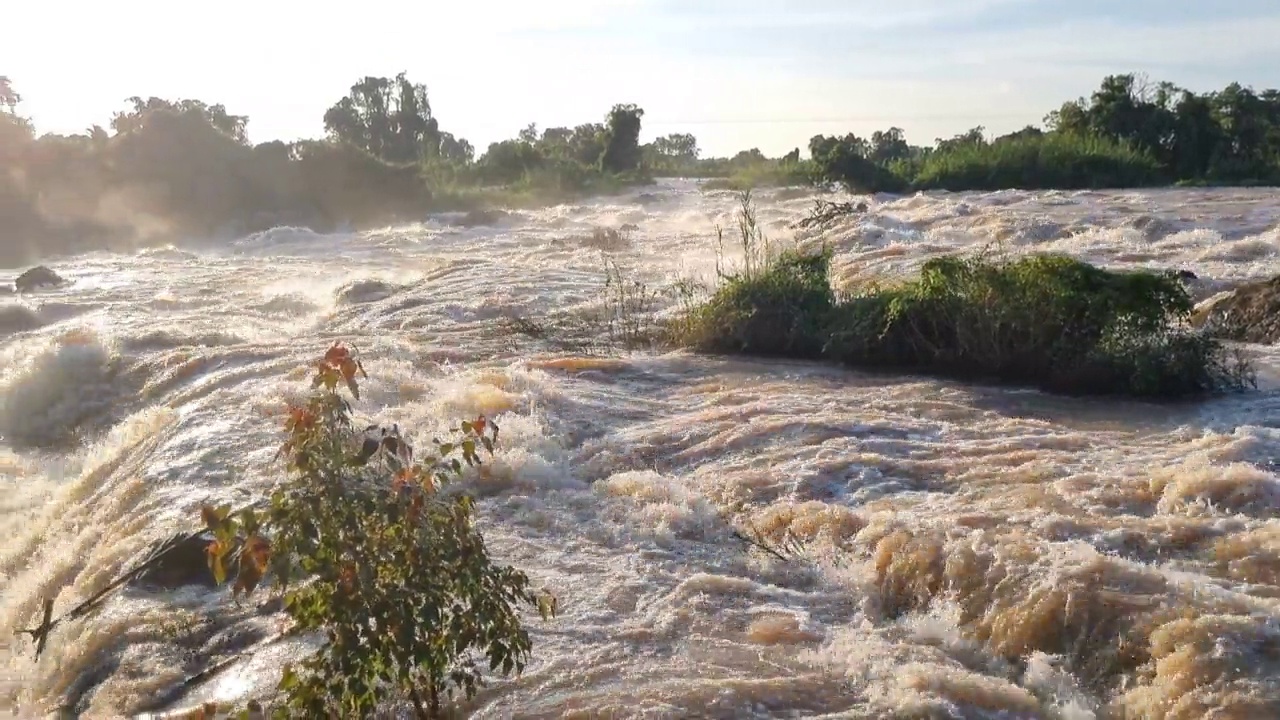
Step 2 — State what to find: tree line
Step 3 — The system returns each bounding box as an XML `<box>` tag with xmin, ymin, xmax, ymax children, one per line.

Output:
<box><xmin>0</xmin><ymin>73</ymin><xmax>656</xmax><ymax>266</ymax></box>
<box><xmin>805</xmin><ymin>74</ymin><xmax>1280</xmax><ymax>192</ymax></box>
<box><xmin>3</xmin><ymin>71</ymin><xmax>1279</xmax><ymax>267</ymax></box>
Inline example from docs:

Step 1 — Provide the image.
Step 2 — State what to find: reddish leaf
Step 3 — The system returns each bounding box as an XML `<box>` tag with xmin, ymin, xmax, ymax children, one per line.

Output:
<box><xmin>233</xmin><ymin>560</ymin><xmax>265</xmax><ymax>600</ymax></box>
<box><xmin>323</xmin><ymin>343</ymin><xmax>350</xmax><ymax>366</ymax></box>
<box><xmin>200</xmin><ymin>504</ymin><xmax>220</xmax><ymax>532</ymax></box>
<box><xmin>205</xmin><ymin>539</ymin><xmax>229</xmax><ymax>585</ymax></box>
<box><xmin>338</xmin><ymin>564</ymin><xmax>357</xmax><ymax>595</ymax></box>
<box><xmin>243</xmin><ymin>535</ymin><xmax>272</xmax><ymax>573</ymax></box>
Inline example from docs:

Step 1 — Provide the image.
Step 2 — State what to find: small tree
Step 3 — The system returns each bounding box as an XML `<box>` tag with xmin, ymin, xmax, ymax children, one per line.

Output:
<box><xmin>203</xmin><ymin>343</ymin><xmax>554</xmax><ymax>718</ymax></box>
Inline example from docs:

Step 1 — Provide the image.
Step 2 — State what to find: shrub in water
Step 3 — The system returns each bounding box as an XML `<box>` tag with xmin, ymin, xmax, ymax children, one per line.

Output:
<box><xmin>201</xmin><ymin>343</ymin><xmax>554</xmax><ymax>718</ymax></box>
<box><xmin>676</xmin><ymin>249</ymin><xmax>835</xmax><ymax>358</ymax></box>
<box><xmin>824</xmin><ymin>253</ymin><xmax>1251</xmax><ymax>396</ymax></box>
<box><xmin>676</xmin><ymin>201</ymin><xmax>1253</xmax><ymax>398</ymax></box>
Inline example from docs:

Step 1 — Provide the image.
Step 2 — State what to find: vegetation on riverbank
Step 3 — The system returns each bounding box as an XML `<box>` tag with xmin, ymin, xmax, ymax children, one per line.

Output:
<box><xmin>0</xmin><ymin>74</ymin><xmax>654</xmax><ymax>266</ymax></box>
<box><xmin>807</xmin><ymin>74</ymin><xmax>1280</xmax><ymax>193</ymax></box>
<box><xmin>5</xmin><ymin>70</ymin><xmax>1280</xmax><ymax>266</ymax></box>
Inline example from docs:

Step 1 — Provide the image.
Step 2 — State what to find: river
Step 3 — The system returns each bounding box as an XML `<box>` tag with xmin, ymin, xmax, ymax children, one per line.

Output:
<box><xmin>2</xmin><ymin>181</ymin><xmax>1279</xmax><ymax>718</ymax></box>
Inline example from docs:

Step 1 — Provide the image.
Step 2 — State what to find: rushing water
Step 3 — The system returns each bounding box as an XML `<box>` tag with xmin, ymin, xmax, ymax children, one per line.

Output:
<box><xmin>3</xmin><ymin>181</ymin><xmax>1280</xmax><ymax>719</ymax></box>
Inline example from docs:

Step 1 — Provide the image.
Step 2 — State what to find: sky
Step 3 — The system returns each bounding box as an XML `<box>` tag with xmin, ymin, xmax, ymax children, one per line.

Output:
<box><xmin>4</xmin><ymin>0</ymin><xmax>1280</xmax><ymax>158</ymax></box>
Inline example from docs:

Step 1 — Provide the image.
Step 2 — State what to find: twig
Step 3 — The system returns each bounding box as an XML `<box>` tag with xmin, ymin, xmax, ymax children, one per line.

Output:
<box><xmin>730</xmin><ymin>528</ymin><xmax>792</xmax><ymax>563</ymax></box>
<box><xmin>16</xmin><ymin>502</ymin><xmax>262</xmax><ymax>661</ymax></box>
<box><xmin>796</xmin><ymin>199</ymin><xmax>869</xmax><ymax>230</ymax></box>
<box><xmin>133</xmin><ymin>624</ymin><xmax>306</xmax><ymax>714</ymax></box>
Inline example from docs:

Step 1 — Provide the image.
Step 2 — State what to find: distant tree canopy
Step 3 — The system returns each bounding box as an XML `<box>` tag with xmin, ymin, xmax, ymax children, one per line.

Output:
<box><xmin>323</xmin><ymin>73</ymin><xmax>441</xmax><ymax>164</ymax></box>
<box><xmin>1045</xmin><ymin>74</ymin><xmax>1280</xmax><ymax>182</ymax></box>
<box><xmin>651</xmin><ymin>133</ymin><xmax>699</xmax><ymax>162</ymax></box>
<box><xmin>808</xmin><ymin>74</ymin><xmax>1280</xmax><ymax>192</ymax></box>
<box><xmin>5</xmin><ymin>69</ymin><xmax>1280</xmax><ymax>266</ymax></box>
<box><xmin>111</xmin><ymin>97</ymin><xmax>249</xmax><ymax>144</ymax></box>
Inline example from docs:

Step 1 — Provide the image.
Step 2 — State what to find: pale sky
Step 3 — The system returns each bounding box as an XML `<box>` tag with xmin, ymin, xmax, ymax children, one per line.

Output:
<box><xmin>4</xmin><ymin>0</ymin><xmax>1280</xmax><ymax>157</ymax></box>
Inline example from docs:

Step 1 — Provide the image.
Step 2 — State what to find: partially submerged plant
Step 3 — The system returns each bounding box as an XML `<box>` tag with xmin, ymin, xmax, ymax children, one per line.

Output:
<box><xmin>201</xmin><ymin>343</ymin><xmax>555</xmax><ymax>718</ymax></box>
<box><xmin>673</xmin><ymin>194</ymin><xmax>1254</xmax><ymax>398</ymax></box>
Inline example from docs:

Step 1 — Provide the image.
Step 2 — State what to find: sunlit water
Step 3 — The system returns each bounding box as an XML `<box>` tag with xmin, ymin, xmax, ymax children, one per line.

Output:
<box><xmin>3</xmin><ymin>181</ymin><xmax>1280</xmax><ymax>719</ymax></box>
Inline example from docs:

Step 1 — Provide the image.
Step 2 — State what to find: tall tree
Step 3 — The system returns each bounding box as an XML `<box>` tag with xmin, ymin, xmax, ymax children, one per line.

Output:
<box><xmin>323</xmin><ymin>73</ymin><xmax>442</xmax><ymax>163</ymax></box>
<box><xmin>599</xmin><ymin>104</ymin><xmax>644</xmax><ymax>173</ymax></box>
<box><xmin>869</xmin><ymin>127</ymin><xmax>910</xmax><ymax>164</ymax></box>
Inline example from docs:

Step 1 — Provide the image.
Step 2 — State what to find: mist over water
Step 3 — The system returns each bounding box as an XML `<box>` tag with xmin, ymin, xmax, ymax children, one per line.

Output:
<box><xmin>3</xmin><ymin>180</ymin><xmax>1280</xmax><ymax>718</ymax></box>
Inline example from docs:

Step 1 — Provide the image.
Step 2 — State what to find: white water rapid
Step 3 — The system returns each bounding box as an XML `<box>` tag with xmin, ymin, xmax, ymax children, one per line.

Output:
<box><xmin>3</xmin><ymin>181</ymin><xmax>1280</xmax><ymax>718</ymax></box>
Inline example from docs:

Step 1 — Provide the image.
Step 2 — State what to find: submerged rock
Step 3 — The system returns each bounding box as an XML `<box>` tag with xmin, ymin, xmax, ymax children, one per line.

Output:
<box><xmin>1191</xmin><ymin>274</ymin><xmax>1280</xmax><ymax>343</ymax></box>
<box><xmin>334</xmin><ymin>278</ymin><xmax>399</xmax><ymax>305</ymax></box>
<box><xmin>130</xmin><ymin>532</ymin><xmax>237</xmax><ymax>590</ymax></box>
<box><xmin>13</xmin><ymin>265</ymin><xmax>66</xmax><ymax>293</ymax></box>
<box><xmin>458</xmin><ymin>208</ymin><xmax>508</xmax><ymax>227</ymax></box>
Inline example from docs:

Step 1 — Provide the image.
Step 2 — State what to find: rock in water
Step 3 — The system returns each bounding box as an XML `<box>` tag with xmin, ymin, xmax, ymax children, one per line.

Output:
<box><xmin>458</xmin><ymin>208</ymin><xmax>508</xmax><ymax>227</ymax></box>
<box><xmin>1191</xmin><ymin>275</ymin><xmax>1280</xmax><ymax>344</ymax></box>
<box><xmin>130</xmin><ymin>532</ymin><xmax>238</xmax><ymax>590</ymax></box>
<box><xmin>14</xmin><ymin>266</ymin><xmax>66</xmax><ymax>293</ymax></box>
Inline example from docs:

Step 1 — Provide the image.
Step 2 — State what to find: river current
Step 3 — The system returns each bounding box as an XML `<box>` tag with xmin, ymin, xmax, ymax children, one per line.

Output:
<box><xmin>3</xmin><ymin>181</ymin><xmax>1280</xmax><ymax>718</ymax></box>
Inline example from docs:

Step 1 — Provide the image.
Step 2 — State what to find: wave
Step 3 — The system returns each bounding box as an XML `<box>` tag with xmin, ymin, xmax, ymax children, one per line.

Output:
<box><xmin>0</xmin><ymin>330</ymin><xmax>126</xmax><ymax>449</ymax></box>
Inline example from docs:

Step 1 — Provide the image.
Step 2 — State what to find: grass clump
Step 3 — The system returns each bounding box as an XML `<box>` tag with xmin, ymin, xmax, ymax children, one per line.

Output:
<box><xmin>677</xmin><ymin>250</ymin><xmax>835</xmax><ymax>358</ymax></box>
<box><xmin>673</xmin><ymin>191</ymin><xmax>833</xmax><ymax>358</ymax></box>
<box><xmin>827</xmin><ymin>254</ymin><xmax>1252</xmax><ymax>396</ymax></box>
<box><xmin>675</xmin><ymin>193</ymin><xmax>1253</xmax><ymax>399</ymax></box>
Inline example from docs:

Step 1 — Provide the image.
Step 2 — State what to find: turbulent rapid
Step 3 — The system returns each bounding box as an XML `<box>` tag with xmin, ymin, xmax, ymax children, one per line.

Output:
<box><xmin>3</xmin><ymin>181</ymin><xmax>1280</xmax><ymax>718</ymax></box>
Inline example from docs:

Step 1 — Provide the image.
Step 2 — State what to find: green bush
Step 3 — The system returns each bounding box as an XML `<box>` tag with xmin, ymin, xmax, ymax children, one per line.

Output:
<box><xmin>670</xmin><ymin>191</ymin><xmax>832</xmax><ymax>357</ymax></box>
<box><xmin>201</xmin><ymin>344</ymin><xmax>554</xmax><ymax>718</ymax></box>
<box><xmin>910</xmin><ymin>133</ymin><xmax>1164</xmax><ymax>191</ymax></box>
<box><xmin>825</xmin><ymin>254</ymin><xmax>1250</xmax><ymax>396</ymax></box>
<box><xmin>676</xmin><ymin>249</ymin><xmax>835</xmax><ymax>358</ymax></box>
<box><xmin>674</xmin><ymin>195</ymin><xmax>1253</xmax><ymax>398</ymax></box>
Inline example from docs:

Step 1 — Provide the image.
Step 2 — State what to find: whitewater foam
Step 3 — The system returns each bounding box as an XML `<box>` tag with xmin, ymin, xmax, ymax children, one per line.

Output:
<box><xmin>3</xmin><ymin>181</ymin><xmax>1280</xmax><ymax>717</ymax></box>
